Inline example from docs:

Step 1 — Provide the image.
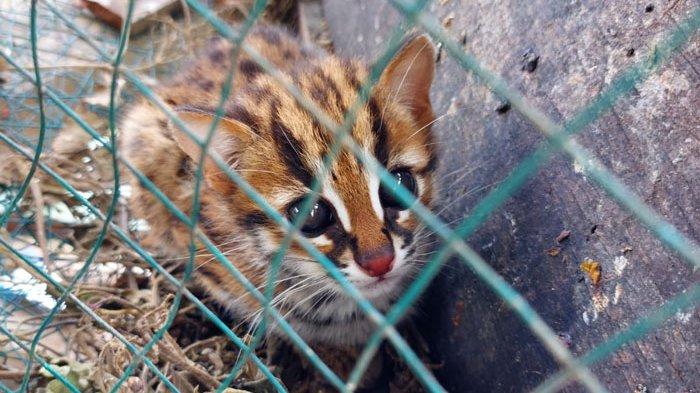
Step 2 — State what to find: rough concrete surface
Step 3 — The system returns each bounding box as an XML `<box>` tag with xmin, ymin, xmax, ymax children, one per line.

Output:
<box><xmin>322</xmin><ymin>0</ymin><xmax>699</xmax><ymax>391</ymax></box>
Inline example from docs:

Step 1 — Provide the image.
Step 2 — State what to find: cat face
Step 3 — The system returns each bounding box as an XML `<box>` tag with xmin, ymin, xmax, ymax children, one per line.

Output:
<box><xmin>173</xmin><ymin>34</ymin><xmax>436</xmax><ymax>334</ymax></box>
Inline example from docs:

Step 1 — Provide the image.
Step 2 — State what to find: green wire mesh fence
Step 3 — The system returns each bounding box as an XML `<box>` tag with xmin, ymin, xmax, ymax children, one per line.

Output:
<box><xmin>0</xmin><ymin>0</ymin><xmax>698</xmax><ymax>392</ymax></box>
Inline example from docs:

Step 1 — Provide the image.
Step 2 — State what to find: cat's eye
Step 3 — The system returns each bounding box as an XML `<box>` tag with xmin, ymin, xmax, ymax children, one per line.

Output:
<box><xmin>379</xmin><ymin>169</ymin><xmax>418</xmax><ymax>210</ymax></box>
<box><xmin>287</xmin><ymin>198</ymin><xmax>335</xmax><ymax>237</ymax></box>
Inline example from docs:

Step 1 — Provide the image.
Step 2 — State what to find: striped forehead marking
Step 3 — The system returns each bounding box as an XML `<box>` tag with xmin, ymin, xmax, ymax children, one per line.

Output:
<box><xmin>361</xmin><ymin>148</ymin><xmax>385</xmax><ymax>223</ymax></box>
<box><xmin>322</xmin><ymin>177</ymin><xmax>352</xmax><ymax>232</ymax></box>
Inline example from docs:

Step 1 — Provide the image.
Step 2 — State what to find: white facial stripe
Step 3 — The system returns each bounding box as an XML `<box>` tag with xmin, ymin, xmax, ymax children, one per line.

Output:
<box><xmin>322</xmin><ymin>180</ymin><xmax>352</xmax><ymax>231</ymax></box>
<box><xmin>391</xmin><ymin>148</ymin><xmax>426</xmax><ymax>169</ymax></box>
<box><xmin>416</xmin><ymin>176</ymin><xmax>425</xmax><ymax>197</ymax></box>
<box><xmin>312</xmin><ymin>234</ymin><xmax>333</xmax><ymax>247</ymax></box>
<box><xmin>391</xmin><ymin>232</ymin><xmax>408</xmax><ymax>270</ymax></box>
<box><xmin>360</xmin><ymin>148</ymin><xmax>385</xmax><ymax>222</ymax></box>
<box><xmin>269</xmin><ymin>189</ymin><xmax>300</xmax><ymax>208</ymax></box>
<box><xmin>397</xmin><ymin>210</ymin><xmax>410</xmax><ymax>224</ymax></box>
<box><xmin>367</xmin><ymin>171</ymin><xmax>385</xmax><ymax>222</ymax></box>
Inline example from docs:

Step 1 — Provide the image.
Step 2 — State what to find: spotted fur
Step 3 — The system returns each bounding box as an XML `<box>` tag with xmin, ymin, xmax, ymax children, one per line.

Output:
<box><xmin>121</xmin><ymin>25</ymin><xmax>437</xmax><ymax>346</ymax></box>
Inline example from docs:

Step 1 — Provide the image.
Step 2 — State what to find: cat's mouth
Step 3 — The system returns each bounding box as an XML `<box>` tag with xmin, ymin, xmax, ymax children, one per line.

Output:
<box><xmin>351</xmin><ymin>274</ymin><xmax>402</xmax><ymax>298</ymax></box>
<box><xmin>357</xmin><ymin>274</ymin><xmax>396</xmax><ymax>286</ymax></box>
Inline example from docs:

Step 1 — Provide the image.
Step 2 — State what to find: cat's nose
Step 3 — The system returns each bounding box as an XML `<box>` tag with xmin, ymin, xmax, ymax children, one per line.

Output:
<box><xmin>356</xmin><ymin>245</ymin><xmax>395</xmax><ymax>277</ymax></box>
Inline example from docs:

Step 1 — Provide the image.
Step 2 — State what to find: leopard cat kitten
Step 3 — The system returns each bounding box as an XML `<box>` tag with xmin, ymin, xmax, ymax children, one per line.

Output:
<box><xmin>121</xmin><ymin>25</ymin><xmax>437</xmax><ymax>346</ymax></box>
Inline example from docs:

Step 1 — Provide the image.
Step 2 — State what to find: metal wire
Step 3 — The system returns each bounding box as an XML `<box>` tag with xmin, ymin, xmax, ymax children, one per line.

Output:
<box><xmin>0</xmin><ymin>0</ymin><xmax>698</xmax><ymax>392</ymax></box>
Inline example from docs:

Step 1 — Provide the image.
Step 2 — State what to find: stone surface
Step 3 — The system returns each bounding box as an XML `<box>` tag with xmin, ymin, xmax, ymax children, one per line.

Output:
<box><xmin>322</xmin><ymin>0</ymin><xmax>699</xmax><ymax>391</ymax></box>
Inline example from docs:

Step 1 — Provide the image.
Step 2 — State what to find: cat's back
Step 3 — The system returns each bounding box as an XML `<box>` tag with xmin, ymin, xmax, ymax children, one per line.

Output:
<box><xmin>160</xmin><ymin>25</ymin><xmax>320</xmax><ymax>107</ymax></box>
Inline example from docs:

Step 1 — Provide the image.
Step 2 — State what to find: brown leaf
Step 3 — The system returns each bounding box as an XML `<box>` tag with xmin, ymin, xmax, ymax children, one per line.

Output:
<box><xmin>442</xmin><ymin>12</ymin><xmax>455</xmax><ymax>28</ymax></box>
<box><xmin>580</xmin><ymin>258</ymin><xmax>601</xmax><ymax>286</ymax></box>
<box><xmin>547</xmin><ymin>247</ymin><xmax>561</xmax><ymax>257</ymax></box>
<box><xmin>556</xmin><ymin>230</ymin><xmax>571</xmax><ymax>243</ymax></box>
<box><xmin>81</xmin><ymin>0</ymin><xmax>182</xmax><ymax>35</ymax></box>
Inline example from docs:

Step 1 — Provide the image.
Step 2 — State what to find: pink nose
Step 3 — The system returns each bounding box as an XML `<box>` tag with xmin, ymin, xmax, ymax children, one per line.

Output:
<box><xmin>356</xmin><ymin>246</ymin><xmax>395</xmax><ymax>277</ymax></box>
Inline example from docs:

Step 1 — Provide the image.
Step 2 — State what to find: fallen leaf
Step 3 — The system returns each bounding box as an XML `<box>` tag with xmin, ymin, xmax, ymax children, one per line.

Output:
<box><xmin>81</xmin><ymin>0</ymin><xmax>182</xmax><ymax>35</ymax></box>
<box><xmin>547</xmin><ymin>247</ymin><xmax>561</xmax><ymax>257</ymax></box>
<box><xmin>556</xmin><ymin>229</ymin><xmax>571</xmax><ymax>243</ymax></box>
<box><xmin>580</xmin><ymin>258</ymin><xmax>601</xmax><ymax>286</ymax></box>
<box><xmin>442</xmin><ymin>12</ymin><xmax>455</xmax><ymax>28</ymax></box>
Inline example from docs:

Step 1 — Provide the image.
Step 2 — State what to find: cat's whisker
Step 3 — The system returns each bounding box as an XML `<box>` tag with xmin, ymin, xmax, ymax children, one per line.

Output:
<box><xmin>405</xmin><ymin>111</ymin><xmax>452</xmax><ymax>142</ymax></box>
<box><xmin>234</xmin><ymin>169</ymin><xmax>278</xmax><ymax>175</ymax></box>
<box><xmin>159</xmin><ymin>239</ymin><xmax>245</xmax><ymax>263</ymax></box>
<box><xmin>297</xmin><ymin>285</ymin><xmax>335</xmax><ymax>321</ymax></box>
<box><xmin>236</xmin><ymin>284</ymin><xmax>310</xmax><ymax>329</ymax></box>
<box><xmin>435</xmin><ymin>163</ymin><xmax>481</xmax><ymax>184</ymax></box>
<box><xmin>433</xmin><ymin>179</ymin><xmax>504</xmax><ymax>217</ymax></box>
<box><xmin>280</xmin><ymin>283</ymin><xmax>333</xmax><ymax>321</ymax></box>
<box><xmin>235</xmin><ymin>279</ymin><xmax>323</xmax><ymax>336</ymax></box>
<box><xmin>191</xmin><ymin>245</ymin><xmax>253</xmax><ymax>271</ymax></box>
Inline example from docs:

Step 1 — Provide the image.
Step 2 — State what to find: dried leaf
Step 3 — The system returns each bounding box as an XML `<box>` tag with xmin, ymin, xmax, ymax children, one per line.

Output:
<box><xmin>442</xmin><ymin>12</ymin><xmax>455</xmax><ymax>28</ymax></box>
<box><xmin>81</xmin><ymin>0</ymin><xmax>182</xmax><ymax>35</ymax></box>
<box><xmin>556</xmin><ymin>230</ymin><xmax>571</xmax><ymax>243</ymax></box>
<box><xmin>547</xmin><ymin>247</ymin><xmax>561</xmax><ymax>257</ymax></box>
<box><xmin>580</xmin><ymin>258</ymin><xmax>601</xmax><ymax>286</ymax></box>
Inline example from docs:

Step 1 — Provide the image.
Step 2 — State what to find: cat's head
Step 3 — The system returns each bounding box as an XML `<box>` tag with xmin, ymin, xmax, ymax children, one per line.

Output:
<box><xmin>174</xmin><ymin>34</ymin><xmax>436</xmax><ymax>303</ymax></box>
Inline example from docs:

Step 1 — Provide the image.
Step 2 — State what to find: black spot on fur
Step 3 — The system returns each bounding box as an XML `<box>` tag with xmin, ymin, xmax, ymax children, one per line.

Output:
<box><xmin>196</xmin><ymin>78</ymin><xmax>215</xmax><ymax>91</ymax></box>
<box><xmin>198</xmin><ymin>267</ymin><xmax>224</xmax><ymax>285</ymax></box>
<box><xmin>249</xmin><ymin>85</ymin><xmax>274</xmax><ymax>105</ymax></box>
<box><xmin>347</xmin><ymin>235</ymin><xmax>359</xmax><ymax>256</ymax></box>
<box><xmin>176</xmin><ymin>157</ymin><xmax>192</xmax><ymax>178</ymax></box>
<box><xmin>271</xmin><ymin>118</ymin><xmax>314</xmax><ymax>186</ymax></box>
<box><xmin>368</xmin><ymin>98</ymin><xmax>389</xmax><ymax>166</ymax></box>
<box><xmin>325</xmin><ymin>226</ymin><xmax>349</xmax><ymax>262</ymax></box>
<box><xmin>239</xmin><ymin>211</ymin><xmax>269</xmax><ymax>230</ymax></box>
<box><xmin>258</xmin><ymin>26</ymin><xmax>282</xmax><ymax>45</ymax></box>
<box><xmin>239</xmin><ymin>60</ymin><xmax>263</xmax><ymax>79</ymax></box>
<box><xmin>310</xmin><ymin>118</ymin><xmax>333</xmax><ymax>148</ymax></box>
<box><xmin>199</xmin><ymin>215</ymin><xmax>227</xmax><ymax>245</ymax></box>
<box><xmin>386</xmin><ymin>213</ymin><xmax>414</xmax><ymax>247</ymax></box>
<box><xmin>209</xmin><ymin>49</ymin><xmax>226</xmax><ymax>65</ymax></box>
<box><xmin>129</xmin><ymin>135</ymin><xmax>146</xmax><ymax>152</ymax></box>
<box><xmin>310</xmin><ymin>81</ymin><xmax>328</xmax><ymax>103</ymax></box>
<box><xmin>200</xmin><ymin>214</ymin><xmax>216</xmax><ymax>233</ymax></box>
<box><xmin>226</xmin><ymin>104</ymin><xmax>259</xmax><ymax>132</ymax></box>
<box><xmin>341</xmin><ymin>59</ymin><xmax>361</xmax><ymax>91</ymax></box>
<box><xmin>300</xmin><ymin>45</ymin><xmax>320</xmax><ymax>59</ymax></box>
<box><xmin>315</xmin><ymin>68</ymin><xmax>344</xmax><ymax>113</ymax></box>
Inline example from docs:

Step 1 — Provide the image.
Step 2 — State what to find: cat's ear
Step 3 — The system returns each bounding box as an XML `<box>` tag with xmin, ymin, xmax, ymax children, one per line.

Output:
<box><xmin>172</xmin><ymin>110</ymin><xmax>253</xmax><ymax>192</ymax></box>
<box><xmin>377</xmin><ymin>33</ymin><xmax>436</xmax><ymax>125</ymax></box>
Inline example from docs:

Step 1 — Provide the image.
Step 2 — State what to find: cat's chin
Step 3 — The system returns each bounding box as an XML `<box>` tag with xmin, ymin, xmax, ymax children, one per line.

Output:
<box><xmin>353</xmin><ymin>274</ymin><xmax>403</xmax><ymax>300</ymax></box>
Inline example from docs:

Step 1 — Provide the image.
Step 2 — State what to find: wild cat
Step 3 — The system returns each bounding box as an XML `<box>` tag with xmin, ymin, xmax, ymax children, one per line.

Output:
<box><xmin>121</xmin><ymin>25</ymin><xmax>437</xmax><ymax>346</ymax></box>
